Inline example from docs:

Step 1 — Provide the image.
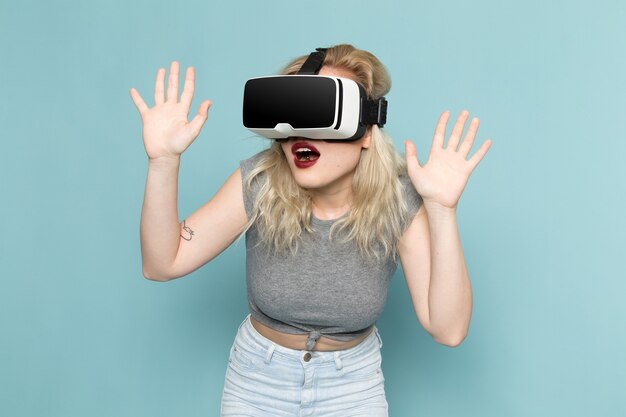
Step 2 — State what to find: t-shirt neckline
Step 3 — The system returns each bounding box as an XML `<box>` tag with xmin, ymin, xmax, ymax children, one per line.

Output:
<box><xmin>311</xmin><ymin>210</ymin><xmax>349</xmax><ymax>224</ymax></box>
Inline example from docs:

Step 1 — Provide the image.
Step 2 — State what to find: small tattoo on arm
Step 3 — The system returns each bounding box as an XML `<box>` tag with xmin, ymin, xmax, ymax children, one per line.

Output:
<box><xmin>181</xmin><ymin>219</ymin><xmax>195</xmax><ymax>241</ymax></box>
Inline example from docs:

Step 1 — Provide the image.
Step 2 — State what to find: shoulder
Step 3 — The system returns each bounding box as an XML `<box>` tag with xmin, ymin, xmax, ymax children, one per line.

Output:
<box><xmin>239</xmin><ymin>148</ymin><xmax>270</xmax><ymax>176</ymax></box>
<box><xmin>239</xmin><ymin>148</ymin><xmax>273</xmax><ymax>190</ymax></box>
<box><xmin>398</xmin><ymin>173</ymin><xmax>423</xmax><ymax>212</ymax></box>
<box><xmin>239</xmin><ymin>149</ymin><xmax>271</xmax><ymax>217</ymax></box>
<box><xmin>397</xmin><ymin>172</ymin><xmax>423</xmax><ymax>236</ymax></box>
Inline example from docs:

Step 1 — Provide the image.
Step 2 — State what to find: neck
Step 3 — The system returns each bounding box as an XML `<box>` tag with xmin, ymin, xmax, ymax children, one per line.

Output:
<box><xmin>309</xmin><ymin>184</ymin><xmax>353</xmax><ymax>220</ymax></box>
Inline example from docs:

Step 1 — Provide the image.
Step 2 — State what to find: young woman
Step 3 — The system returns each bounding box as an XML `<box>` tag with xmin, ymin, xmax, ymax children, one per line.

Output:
<box><xmin>131</xmin><ymin>44</ymin><xmax>492</xmax><ymax>416</ymax></box>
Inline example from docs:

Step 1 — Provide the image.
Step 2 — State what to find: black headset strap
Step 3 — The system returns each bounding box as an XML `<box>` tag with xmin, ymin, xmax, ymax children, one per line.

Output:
<box><xmin>297</xmin><ymin>48</ymin><xmax>328</xmax><ymax>75</ymax></box>
<box><xmin>362</xmin><ymin>97</ymin><xmax>388</xmax><ymax>127</ymax></box>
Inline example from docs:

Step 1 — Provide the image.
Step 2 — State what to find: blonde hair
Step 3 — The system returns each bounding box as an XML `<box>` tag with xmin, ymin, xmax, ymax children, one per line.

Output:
<box><xmin>236</xmin><ymin>44</ymin><xmax>412</xmax><ymax>263</ymax></box>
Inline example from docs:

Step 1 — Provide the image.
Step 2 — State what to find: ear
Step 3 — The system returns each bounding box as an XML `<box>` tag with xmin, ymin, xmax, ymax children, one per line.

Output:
<box><xmin>362</xmin><ymin>126</ymin><xmax>372</xmax><ymax>149</ymax></box>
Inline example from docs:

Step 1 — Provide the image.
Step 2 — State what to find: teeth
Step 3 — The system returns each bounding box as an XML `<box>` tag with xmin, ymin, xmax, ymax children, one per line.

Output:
<box><xmin>294</xmin><ymin>145</ymin><xmax>320</xmax><ymax>163</ymax></box>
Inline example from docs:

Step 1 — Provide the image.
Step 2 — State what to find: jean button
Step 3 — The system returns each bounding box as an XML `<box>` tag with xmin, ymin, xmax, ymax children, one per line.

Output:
<box><xmin>303</xmin><ymin>352</ymin><xmax>312</xmax><ymax>362</ymax></box>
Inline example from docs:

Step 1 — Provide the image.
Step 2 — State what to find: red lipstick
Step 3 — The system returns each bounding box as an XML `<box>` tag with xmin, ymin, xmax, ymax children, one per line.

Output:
<box><xmin>291</xmin><ymin>141</ymin><xmax>321</xmax><ymax>168</ymax></box>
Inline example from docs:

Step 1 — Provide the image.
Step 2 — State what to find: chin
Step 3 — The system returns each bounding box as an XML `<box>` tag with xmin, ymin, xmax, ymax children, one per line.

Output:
<box><xmin>291</xmin><ymin>173</ymin><xmax>323</xmax><ymax>190</ymax></box>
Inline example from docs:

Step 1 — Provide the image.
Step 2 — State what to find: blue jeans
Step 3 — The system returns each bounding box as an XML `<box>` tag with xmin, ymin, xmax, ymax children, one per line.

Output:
<box><xmin>220</xmin><ymin>314</ymin><xmax>388</xmax><ymax>416</ymax></box>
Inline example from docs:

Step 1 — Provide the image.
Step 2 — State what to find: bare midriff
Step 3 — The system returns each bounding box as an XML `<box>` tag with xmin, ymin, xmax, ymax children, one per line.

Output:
<box><xmin>250</xmin><ymin>316</ymin><xmax>372</xmax><ymax>351</ymax></box>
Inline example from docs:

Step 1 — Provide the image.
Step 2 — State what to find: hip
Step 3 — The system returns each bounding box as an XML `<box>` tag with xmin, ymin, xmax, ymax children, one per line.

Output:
<box><xmin>220</xmin><ymin>313</ymin><xmax>388</xmax><ymax>416</ymax></box>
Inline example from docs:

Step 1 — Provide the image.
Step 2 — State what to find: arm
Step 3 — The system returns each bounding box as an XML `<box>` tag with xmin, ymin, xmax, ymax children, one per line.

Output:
<box><xmin>423</xmin><ymin>202</ymin><xmax>472</xmax><ymax>346</ymax></box>
<box><xmin>398</xmin><ymin>205</ymin><xmax>433</xmax><ymax>335</ymax></box>
<box><xmin>141</xmin><ymin>164</ymin><xmax>248</xmax><ymax>281</ymax></box>
<box><xmin>140</xmin><ymin>156</ymin><xmax>183</xmax><ymax>281</ymax></box>
<box><xmin>401</xmin><ymin>109</ymin><xmax>490</xmax><ymax>346</ymax></box>
<box><xmin>398</xmin><ymin>203</ymin><xmax>472</xmax><ymax>347</ymax></box>
<box><xmin>132</xmin><ymin>60</ymin><xmax>240</xmax><ymax>281</ymax></box>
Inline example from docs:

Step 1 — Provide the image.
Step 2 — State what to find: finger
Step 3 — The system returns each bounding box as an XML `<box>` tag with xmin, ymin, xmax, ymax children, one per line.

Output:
<box><xmin>458</xmin><ymin>117</ymin><xmax>480</xmax><ymax>159</ymax></box>
<box><xmin>467</xmin><ymin>139</ymin><xmax>492</xmax><ymax>171</ymax></box>
<box><xmin>154</xmin><ymin>67</ymin><xmax>165</xmax><ymax>105</ymax></box>
<box><xmin>433</xmin><ymin>110</ymin><xmax>450</xmax><ymax>149</ymax></box>
<box><xmin>447</xmin><ymin>109</ymin><xmax>470</xmax><ymax>151</ymax></box>
<box><xmin>129</xmin><ymin>88</ymin><xmax>149</xmax><ymax>116</ymax></box>
<box><xmin>179</xmin><ymin>66</ymin><xmax>195</xmax><ymax>113</ymax></box>
<box><xmin>166</xmin><ymin>61</ymin><xmax>180</xmax><ymax>103</ymax></box>
<box><xmin>404</xmin><ymin>140</ymin><xmax>422</xmax><ymax>173</ymax></box>
<box><xmin>186</xmin><ymin>100</ymin><xmax>212</xmax><ymax>137</ymax></box>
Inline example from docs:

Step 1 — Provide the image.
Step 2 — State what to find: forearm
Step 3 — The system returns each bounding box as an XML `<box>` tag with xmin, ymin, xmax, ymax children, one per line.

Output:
<box><xmin>140</xmin><ymin>156</ymin><xmax>182</xmax><ymax>280</ymax></box>
<box><xmin>424</xmin><ymin>203</ymin><xmax>473</xmax><ymax>345</ymax></box>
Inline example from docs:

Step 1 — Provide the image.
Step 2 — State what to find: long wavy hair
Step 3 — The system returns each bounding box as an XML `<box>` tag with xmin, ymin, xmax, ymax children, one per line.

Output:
<box><xmin>236</xmin><ymin>44</ymin><xmax>412</xmax><ymax>263</ymax></box>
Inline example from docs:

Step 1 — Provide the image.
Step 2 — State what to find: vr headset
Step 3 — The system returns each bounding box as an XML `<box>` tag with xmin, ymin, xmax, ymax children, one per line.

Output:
<box><xmin>242</xmin><ymin>48</ymin><xmax>388</xmax><ymax>142</ymax></box>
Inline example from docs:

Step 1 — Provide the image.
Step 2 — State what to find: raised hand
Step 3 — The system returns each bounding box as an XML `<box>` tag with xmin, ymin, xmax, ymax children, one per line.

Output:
<box><xmin>130</xmin><ymin>61</ymin><xmax>212</xmax><ymax>160</ymax></box>
<box><xmin>404</xmin><ymin>110</ymin><xmax>492</xmax><ymax>211</ymax></box>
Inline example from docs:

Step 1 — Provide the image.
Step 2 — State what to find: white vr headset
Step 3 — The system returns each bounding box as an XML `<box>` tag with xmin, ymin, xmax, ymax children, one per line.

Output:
<box><xmin>242</xmin><ymin>48</ymin><xmax>388</xmax><ymax>142</ymax></box>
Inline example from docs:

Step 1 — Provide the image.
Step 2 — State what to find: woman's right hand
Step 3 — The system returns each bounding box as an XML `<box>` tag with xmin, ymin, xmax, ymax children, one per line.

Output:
<box><xmin>130</xmin><ymin>61</ymin><xmax>212</xmax><ymax>161</ymax></box>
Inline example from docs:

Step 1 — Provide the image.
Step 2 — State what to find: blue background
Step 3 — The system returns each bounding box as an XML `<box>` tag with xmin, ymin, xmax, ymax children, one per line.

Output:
<box><xmin>1</xmin><ymin>0</ymin><xmax>625</xmax><ymax>416</ymax></box>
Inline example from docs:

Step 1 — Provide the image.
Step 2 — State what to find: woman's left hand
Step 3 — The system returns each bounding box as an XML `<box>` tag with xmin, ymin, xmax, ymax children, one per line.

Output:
<box><xmin>404</xmin><ymin>110</ymin><xmax>492</xmax><ymax>212</ymax></box>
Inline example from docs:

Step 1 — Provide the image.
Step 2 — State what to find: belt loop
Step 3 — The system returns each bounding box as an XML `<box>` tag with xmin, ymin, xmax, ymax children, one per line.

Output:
<box><xmin>374</xmin><ymin>326</ymin><xmax>383</xmax><ymax>348</ymax></box>
<box><xmin>264</xmin><ymin>343</ymin><xmax>275</xmax><ymax>364</ymax></box>
<box><xmin>238</xmin><ymin>314</ymin><xmax>251</xmax><ymax>332</ymax></box>
<box><xmin>334</xmin><ymin>351</ymin><xmax>342</xmax><ymax>370</ymax></box>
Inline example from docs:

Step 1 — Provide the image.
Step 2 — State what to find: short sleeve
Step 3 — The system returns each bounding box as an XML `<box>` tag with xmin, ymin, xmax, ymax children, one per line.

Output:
<box><xmin>239</xmin><ymin>150</ymin><xmax>268</xmax><ymax>221</ymax></box>
<box><xmin>399</xmin><ymin>174</ymin><xmax>423</xmax><ymax>233</ymax></box>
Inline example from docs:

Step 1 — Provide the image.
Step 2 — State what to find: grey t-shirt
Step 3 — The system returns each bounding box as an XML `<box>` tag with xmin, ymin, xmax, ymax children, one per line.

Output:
<box><xmin>240</xmin><ymin>149</ymin><xmax>423</xmax><ymax>350</ymax></box>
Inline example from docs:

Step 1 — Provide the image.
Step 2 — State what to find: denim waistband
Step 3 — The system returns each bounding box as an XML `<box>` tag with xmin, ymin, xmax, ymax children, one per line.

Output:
<box><xmin>235</xmin><ymin>314</ymin><xmax>383</xmax><ymax>368</ymax></box>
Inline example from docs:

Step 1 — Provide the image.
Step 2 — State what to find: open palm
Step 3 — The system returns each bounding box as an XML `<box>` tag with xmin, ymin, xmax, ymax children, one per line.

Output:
<box><xmin>405</xmin><ymin>110</ymin><xmax>492</xmax><ymax>210</ymax></box>
<box><xmin>130</xmin><ymin>61</ymin><xmax>211</xmax><ymax>160</ymax></box>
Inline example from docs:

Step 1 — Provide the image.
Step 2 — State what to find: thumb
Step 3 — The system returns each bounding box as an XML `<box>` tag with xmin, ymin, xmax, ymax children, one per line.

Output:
<box><xmin>187</xmin><ymin>100</ymin><xmax>212</xmax><ymax>136</ymax></box>
<box><xmin>404</xmin><ymin>140</ymin><xmax>422</xmax><ymax>172</ymax></box>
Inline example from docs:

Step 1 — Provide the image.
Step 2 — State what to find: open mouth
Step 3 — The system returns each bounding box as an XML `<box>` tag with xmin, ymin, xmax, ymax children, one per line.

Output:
<box><xmin>295</xmin><ymin>149</ymin><xmax>320</xmax><ymax>162</ymax></box>
<box><xmin>292</xmin><ymin>142</ymin><xmax>321</xmax><ymax>162</ymax></box>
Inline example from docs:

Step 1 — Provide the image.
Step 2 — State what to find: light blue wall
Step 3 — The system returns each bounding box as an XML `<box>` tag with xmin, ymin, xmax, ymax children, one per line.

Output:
<box><xmin>1</xmin><ymin>0</ymin><xmax>624</xmax><ymax>416</ymax></box>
